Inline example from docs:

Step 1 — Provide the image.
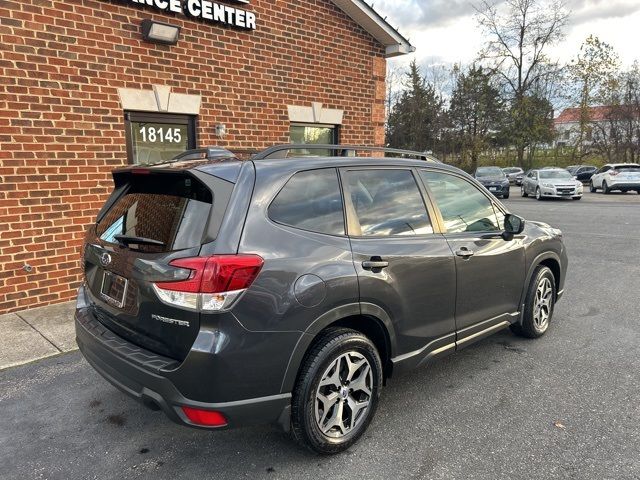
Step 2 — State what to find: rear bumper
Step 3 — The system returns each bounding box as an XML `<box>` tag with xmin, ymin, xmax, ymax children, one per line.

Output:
<box><xmin>483</xmin><ymin>185</ymin><xmax>510</xmax><ymax>196</ymax></box>
<box><xmin>607</xmin><ymin>182</ymin><xmax>640</xmax><ymax>190</ymax></box>
<box><xmin>75</xmin><ymin>306</ymin><xmax>291</xmax><ymax>430</ymax></box>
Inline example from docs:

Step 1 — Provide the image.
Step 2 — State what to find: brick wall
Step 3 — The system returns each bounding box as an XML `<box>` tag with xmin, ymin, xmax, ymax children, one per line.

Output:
<box><xmin>0</xmin><ymin>0</ymin><xmax>387</xmax><ymax>313</ymax></box>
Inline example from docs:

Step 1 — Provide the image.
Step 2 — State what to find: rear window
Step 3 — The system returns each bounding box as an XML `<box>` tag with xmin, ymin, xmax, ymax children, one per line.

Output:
<box><xmin>476</xmin><ymin>167</ymin><xmax>505</xmax><ymax>178</ymax></box>
<box><xmin>96</xmin><ymin>173</ymin><xmax>215</xmax><ymax>252</ymax></box>
<box><xmin>268</xmin><ymin>169</ymin><xmax>345</xmax><ymax>236</ymax></box>
<box><xmin>615</xmin><ymin>166</ymin><xmax>640</xmax><ymax>172</ymax></box>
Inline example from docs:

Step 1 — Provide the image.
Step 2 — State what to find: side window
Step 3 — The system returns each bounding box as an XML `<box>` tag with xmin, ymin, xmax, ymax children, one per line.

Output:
<box><xmin>600</xmin><ymin>166</ymin><xmax>611</xmax><ymax>173</ymax></box>
<box><xmin>344</xmin><ymin>169</ymin><xmax>433</xmax><ymax>237</ymax></box>
<box><xmin>419</xmin><ymin>171</ymin><xmax>500</xmax><ymax>234</ymax></box>
<box><xmin>269</xmin><ymin>169</ymin><xmax>345</xmax><ymax>235</ymax></box>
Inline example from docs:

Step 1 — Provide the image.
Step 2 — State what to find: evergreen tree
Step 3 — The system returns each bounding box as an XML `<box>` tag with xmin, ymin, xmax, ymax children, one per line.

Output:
<box><xmin>386</xmin><ymin>61</ymin><xmax>444</xmax><ymax>152</ymax></box>
<box><xmin>449</xmin><ymin>65</ymin><xmax>504</xmax><ymax>171</ymax></box>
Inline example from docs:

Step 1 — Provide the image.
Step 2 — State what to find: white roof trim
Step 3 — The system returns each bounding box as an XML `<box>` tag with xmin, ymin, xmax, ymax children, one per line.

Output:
<box><xmin>331</xmin><ymin>0</ymin><xmax>415</xmax><ymax>58</ymax></box>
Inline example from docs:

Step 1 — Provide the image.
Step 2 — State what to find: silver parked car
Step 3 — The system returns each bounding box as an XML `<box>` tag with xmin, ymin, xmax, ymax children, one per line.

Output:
<box><xmin>521</xmin><ymin>168</ymin><xmax>583</xmax><ymax>201</ymax></box>
<box><xmin>502</xmin><ymin>167</ymin><xmax>524</xmax><ymax>184</ymax></box>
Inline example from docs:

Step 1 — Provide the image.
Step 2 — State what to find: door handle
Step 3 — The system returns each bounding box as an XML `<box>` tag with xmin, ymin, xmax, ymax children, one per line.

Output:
<box><xmin>362</xmin><ymin>258</ymin><xmax>389</xmax><ymax>270</ymax></box>
<box><xmin>455</xmin><ymin>247</ymin><xmax>475</xmax><ymax>259</ymax></box>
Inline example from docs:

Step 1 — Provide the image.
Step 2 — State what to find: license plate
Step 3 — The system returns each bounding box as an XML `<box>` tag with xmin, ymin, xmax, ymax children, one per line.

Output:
<box><xmin>489</xmin><ymin>187</ymin><xmax>497</xmax><ymax>191</ymax></box>
<box><xmin>100</xmin><ymin>271</ymin><xmax>128</xmax><ymax>308</ymax></box>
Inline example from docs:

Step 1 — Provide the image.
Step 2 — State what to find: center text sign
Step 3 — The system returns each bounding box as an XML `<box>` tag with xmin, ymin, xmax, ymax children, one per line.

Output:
<box><xmin>121</xmin><ymin>0</ymin><xmax>257</xmax><ymax>30</ymax></box>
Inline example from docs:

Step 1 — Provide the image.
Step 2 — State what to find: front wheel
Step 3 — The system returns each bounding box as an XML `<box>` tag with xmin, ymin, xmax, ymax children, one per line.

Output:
<box><xmin>572</xmin><ymin>196</ymin><xmax>582</xmax><ymax>201</ymax></box>
<box><xmin>291</xmin><ymin>328</ymin><xmax>383</xmax><ymax>454</ymax></box>
<box><xmin>511</xmin><ymin>266</ymin><xmax>556</xmax><ymax>339</ymax></box>
<box><xmin>535</xmin><ymin>187</ymin><xmax>543</xmax><ymax>201</ymax></box>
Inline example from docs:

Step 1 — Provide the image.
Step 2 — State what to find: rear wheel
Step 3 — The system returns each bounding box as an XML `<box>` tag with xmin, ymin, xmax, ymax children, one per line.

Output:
<box><xmin>589</xmin><ymin>181</ymin><xmax>596</xmax><ymax>193</ymax></box>
<box><xmin>291</xmin><ymin>328</ymin><xmax>383</xmax><ymax>454</ymax></box>
<box><xmin>603</xmin><ymin>181</ymin><xmax>610</xmax><ymax>194</ymax></box>
<box><xmin>521</xmin><ymin>186</ymin><xmax>528</xmax><ymax>197</ymax></box>
<box><xmin>503</xmin><ymin>192</ymin><xmax>510</xmax><ymax>199</ymax></box>
<box><xmin>511</xmin><ymin>266</ymin><xmax>556</xmax><ymax>339</ymax></box>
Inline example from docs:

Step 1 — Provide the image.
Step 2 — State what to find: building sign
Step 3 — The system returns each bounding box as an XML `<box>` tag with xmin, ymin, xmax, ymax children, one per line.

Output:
<box><xmin>119</xmin><ymin>0</ymin><xmax>257</xmax><ymax>30</ymax></box>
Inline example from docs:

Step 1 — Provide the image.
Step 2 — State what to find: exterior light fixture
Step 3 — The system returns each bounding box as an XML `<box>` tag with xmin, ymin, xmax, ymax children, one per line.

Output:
<box><xmin>215</xmin><ymin>124</ymin><xmax>227</xmax><ymax>139</ymax></box>
<box><xmin>141</xmin><ymin>19</ymin><xmax>181</xmax><ymax>45</ymax></box>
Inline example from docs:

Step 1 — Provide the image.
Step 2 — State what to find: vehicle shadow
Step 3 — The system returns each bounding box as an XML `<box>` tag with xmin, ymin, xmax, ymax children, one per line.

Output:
<box><xmin>77</xmin><ymin>329</ymin><xmax>539</xmax><ymax>477</ymax></box>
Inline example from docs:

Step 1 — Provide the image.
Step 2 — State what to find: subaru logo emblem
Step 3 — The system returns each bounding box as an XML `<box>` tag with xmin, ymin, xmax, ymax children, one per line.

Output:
<box><xmin>100</xmin><ymin>253</ymin><xmax>112</xmax><ymax>267</ymax></box>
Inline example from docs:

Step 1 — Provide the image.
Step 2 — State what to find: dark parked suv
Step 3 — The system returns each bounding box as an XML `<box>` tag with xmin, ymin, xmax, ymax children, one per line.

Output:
<box><xmin>76</xmin><ymin>145</ymin><xmax>568</xmax><ymax>454</ymax></box>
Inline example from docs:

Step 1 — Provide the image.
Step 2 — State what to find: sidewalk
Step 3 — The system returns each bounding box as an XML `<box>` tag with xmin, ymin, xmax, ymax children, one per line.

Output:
<box><xmin>0</xmin><ymin>301</ymin><xmax>77</xmax><ymax>370</ymax></box>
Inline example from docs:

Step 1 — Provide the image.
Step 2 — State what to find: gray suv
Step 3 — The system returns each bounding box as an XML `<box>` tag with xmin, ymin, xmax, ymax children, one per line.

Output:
<box><xmin>75</xmin><ymin>145</ymin><xmax>568</xmax><ymax>454</ymax></box>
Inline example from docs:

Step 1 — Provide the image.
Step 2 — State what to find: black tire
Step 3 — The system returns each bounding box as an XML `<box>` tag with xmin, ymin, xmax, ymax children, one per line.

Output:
<box><xmin>572</xmin><ymin>196</ymin><xmax>582</xmax><ymax>201</ymax></box>
<box><xmin>535</xmin><ymin>187</ymin><xmax>543</xmax><ymax>201</ymax></box>
<box><xmin>291</xmin><ymin>328</ymin><xmax>383</xmax><ymax>455</ymax></box>
<box><xmin>603</xmin><ymin>181</ymin><xmax>610</xmax><ymax>194</ymax></box>
<box><xmin>589</xmin><ymin>181</ymin><xmax>596</xmax><ymax>193</ymax></box>
<box><xmin>511</xmin><ymin>266</ymin><xmax>556</xmax><ymax>339</ymax></box>
<box><xmin>503</xmin><ymin>192</ymin><xmax>510</xmax><ymax>199</ymax></box>
<box><xmin>521</xmin><ymin>186</ymin><xmax>528</xmax><ymax>197</ymax></box>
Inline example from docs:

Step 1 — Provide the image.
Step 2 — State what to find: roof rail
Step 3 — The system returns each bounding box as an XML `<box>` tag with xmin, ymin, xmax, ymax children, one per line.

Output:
<box><xmin>251</xmin><ymin>144</ymin><xmax>441</xmax><ymax>162</ymax></box>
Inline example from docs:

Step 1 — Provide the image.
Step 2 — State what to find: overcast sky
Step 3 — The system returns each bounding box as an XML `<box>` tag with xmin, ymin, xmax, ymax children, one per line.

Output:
<box><xmin>375</xmin><ymin>0</ymin><xmax>640</xmax><ymax>68</ymax></box>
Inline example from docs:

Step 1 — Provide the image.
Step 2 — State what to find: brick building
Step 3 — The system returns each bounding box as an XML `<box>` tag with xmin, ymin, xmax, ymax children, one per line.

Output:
<box><xmin>0</xmin><ymin>0</ymin><xmax>413</xmax><ymax>314</ymax></box>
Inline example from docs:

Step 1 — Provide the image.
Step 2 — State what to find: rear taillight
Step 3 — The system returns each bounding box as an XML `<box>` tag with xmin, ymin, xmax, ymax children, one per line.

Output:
<box><xmin>181</xmin><ymin>407</ymin><xmax>228</xmax><ymax>427</ymax></box>
<box><xmin>610</xmin><ymin>170</ymin><xmax>619</xmax><ymax>176</ymax></box>
<box><xmin>153</xmin><ymin>255</ymin><xmax>264</xmax><ymax>312</ymax></box>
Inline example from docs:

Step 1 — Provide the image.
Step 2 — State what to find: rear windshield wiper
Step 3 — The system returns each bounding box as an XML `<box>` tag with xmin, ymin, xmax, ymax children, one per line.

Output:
<box><xmin>114</xmin><ymin>235</ymin><xmax>165</xmax><ymax>247</ymax></box>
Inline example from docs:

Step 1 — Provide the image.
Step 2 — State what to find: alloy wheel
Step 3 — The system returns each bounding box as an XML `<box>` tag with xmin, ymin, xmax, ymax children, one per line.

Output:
<box><xmin>533</xmin><ymin>277</ymin><xmax>553</xmax><ymax>332</ymax></box>
<box><xmin>315</xmin><ymin>352</ymin><xmax>373</xmax><ymax>439</ymax></box>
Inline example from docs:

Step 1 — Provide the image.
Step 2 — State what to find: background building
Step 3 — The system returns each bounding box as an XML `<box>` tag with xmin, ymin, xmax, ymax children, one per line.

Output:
<box><xmin>0</xmin><ymin>0</ymin><xmax>413</xmax><ymax>314</ymax></box>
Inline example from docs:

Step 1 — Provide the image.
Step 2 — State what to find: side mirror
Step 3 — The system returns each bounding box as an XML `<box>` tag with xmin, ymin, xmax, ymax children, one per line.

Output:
<box><xmin>504</xmin><ymin>214</ymin><xmax>525</xmax><ymax>236</ymax></box>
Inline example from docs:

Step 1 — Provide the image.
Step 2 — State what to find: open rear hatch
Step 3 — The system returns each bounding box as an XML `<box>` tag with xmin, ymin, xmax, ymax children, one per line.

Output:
<box><xmin>83</xmin><ymin>168</ymin><xmax>234</xmax><ymax>361</ymax></box>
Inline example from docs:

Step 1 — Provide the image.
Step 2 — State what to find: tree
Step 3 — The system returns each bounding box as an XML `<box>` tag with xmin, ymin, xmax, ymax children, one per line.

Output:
<box><xmin>510</xmin><ymin>94</ymin><xmax>555</xmax><ymax>168</ymax></box>
<box><xmin>592</xmin><ymin>63</ymin><xmax>640</xmax><ymax>162</ymax></box>
<box><xmin>476</xmin><ymin>0</ymin><xmax>569</xmax><ymax>167</ymax></box>
<box><xmin>566</xmin><ymin>35</ymin><xmax>620</xmax><ymax>159</ymax></box>
<box><xmin>386</xmin><ymin>61</ymin><xmax>444</xmax><ymax>152</ymax></box>
<box><xmin>449</xmin><ymin>65</ymin><xmax>504</xmax><ymax>171</ymax></box>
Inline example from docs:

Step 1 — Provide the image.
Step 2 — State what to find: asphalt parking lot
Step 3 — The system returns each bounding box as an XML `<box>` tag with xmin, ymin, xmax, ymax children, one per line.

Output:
<box><xmin>1</xmin><ymin>191</ymin><xmax>639</xmax><ymax>480</ymax></box>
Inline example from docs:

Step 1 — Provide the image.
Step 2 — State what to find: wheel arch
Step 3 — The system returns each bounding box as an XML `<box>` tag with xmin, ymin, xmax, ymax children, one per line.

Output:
<box><xmin>279</xmin><ymin>303</ymin><xmax>397</xmax><ymax>394</ymax></box>
<box><xmin>518</xmin><ymin>252</ymin><xmax>562</xmax><ymax>324</ymax></box>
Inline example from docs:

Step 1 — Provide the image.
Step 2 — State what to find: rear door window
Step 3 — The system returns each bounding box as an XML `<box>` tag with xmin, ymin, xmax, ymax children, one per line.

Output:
<box><xmin>96</xmin><ymin>173</ymin><xmax>215</xmax><ymax>252</ymax></box>
<box><xmin>268</xmin><ymin>169</ymin><xmax>345</xmax><ymax>235</ymax></box>
<box><xmin>343</xmin><ymin>169</ymin><xmax>433</xmax><ymax>237</ymax></box>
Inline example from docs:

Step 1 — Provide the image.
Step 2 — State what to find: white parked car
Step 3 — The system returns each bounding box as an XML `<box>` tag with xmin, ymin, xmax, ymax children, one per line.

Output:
<box><xmin>521</xmin><ymin>168</ymin><xmax>583</xmax><ymax>201</ymax></box>
<box><xmin>589</xmin><ymin>164</ymin><xmax>640</xmax><ymax>194</ymax></box>
<box><xmin>502</xmin><ymin>167</ymin><xmax>524</xmax><ymax>184</ymax></box>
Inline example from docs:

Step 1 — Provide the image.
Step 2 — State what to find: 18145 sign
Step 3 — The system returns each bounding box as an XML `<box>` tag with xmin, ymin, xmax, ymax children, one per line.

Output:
<box><xmin>119</xmin><ymin>0</ymin><xmax>257</xmax><ymax>30</ymax></box>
